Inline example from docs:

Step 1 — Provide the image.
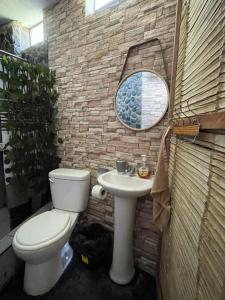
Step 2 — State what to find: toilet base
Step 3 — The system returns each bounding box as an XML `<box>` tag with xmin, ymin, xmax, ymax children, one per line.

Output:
<box><xmin>24</xmin><ymin>242</ymin><xmax>73</xmax><ymax>296</ymax></box>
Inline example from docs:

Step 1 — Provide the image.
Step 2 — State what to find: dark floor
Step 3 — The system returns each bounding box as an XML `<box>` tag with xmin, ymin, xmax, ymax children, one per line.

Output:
<box><xmin>1</xmin><ymin>240</ymin><xmax>157</xmax><ymax>300</ymax></box>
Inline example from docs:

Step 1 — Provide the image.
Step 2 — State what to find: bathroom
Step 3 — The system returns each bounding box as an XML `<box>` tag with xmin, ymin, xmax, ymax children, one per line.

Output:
<box><xmin>0</xmin><ymin>0</ymin><xmax>224</xmax><ymax>299</ymax></box>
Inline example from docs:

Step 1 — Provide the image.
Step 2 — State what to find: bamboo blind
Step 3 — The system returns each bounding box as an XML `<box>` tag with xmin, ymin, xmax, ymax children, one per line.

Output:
<box><xmin>160</xmin><ymin>0</ymin><xmax>225</xmax><ymax>299</ymax></box>
<box><xmin>197</xmin><ymin>144</ymin><xmax>225</xmax><ymax>299</ymax></box>
<box><xmin>173</xmin><ymin>0</ymin><xmax>225</xmax><ymax>119</ymax></box>
<box><xmin>161</xmin><ymin>138</ymin><xmax>225</xmax><ymax>300</ymax></box>
<box><xmin>161</xmin><ymin>139</ymin><xmax>211</xmax><ymax>300</ymax></box>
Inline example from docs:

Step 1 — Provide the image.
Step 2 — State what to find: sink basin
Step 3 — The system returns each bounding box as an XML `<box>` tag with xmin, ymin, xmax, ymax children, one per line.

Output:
<box><xmin>98</xmin><ymin>170</ymin><xmax>154</xmax><ymax>198</ymax></box>
<box><xmin>98</xmin><ymin>169</ymin><xmax>154</xmax><ymax>285</ymax></box>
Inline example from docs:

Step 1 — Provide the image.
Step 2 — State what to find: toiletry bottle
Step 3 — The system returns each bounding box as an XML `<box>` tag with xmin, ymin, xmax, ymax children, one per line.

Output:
<box><xmin>137</xmin><ymin>155</ymin><xmax>151</xmax><ymax>179</ymax></box>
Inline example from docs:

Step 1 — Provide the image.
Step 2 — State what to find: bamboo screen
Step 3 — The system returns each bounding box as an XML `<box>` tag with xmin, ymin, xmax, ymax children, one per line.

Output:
<box><xmin>160</xmin><ymin>0</ymin><xmax>225</xmax><ymax>299</ymax></box>
<box><xmin>173</xmin><ymin>0</ymin><xmax>225</xmax><ymax>119</ymax></box>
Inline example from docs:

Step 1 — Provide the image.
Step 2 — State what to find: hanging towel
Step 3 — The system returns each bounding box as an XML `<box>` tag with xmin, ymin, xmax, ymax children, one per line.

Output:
<box><xmin>152</xmin><ymin>126</ymin><xmax>171</xmax><ymax>231</ymax></box>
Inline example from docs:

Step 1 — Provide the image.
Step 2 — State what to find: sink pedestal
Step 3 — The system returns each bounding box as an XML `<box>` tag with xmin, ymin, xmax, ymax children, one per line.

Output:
<box><xmin>97</xmin><ymin>170</ymin><xmax>154</xmax><ymax>285</ymax></box>
<box><xmin>110</xmin><ymin>196</ymin><xmax>137</xmax><ymax>285</ymax></box>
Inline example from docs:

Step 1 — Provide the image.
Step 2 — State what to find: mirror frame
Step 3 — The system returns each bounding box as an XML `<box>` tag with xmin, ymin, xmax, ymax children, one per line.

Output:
<box><xmin>114</xmin><ymin>69</ymin><xmax>169</xmax><ymax>131</ymax></box>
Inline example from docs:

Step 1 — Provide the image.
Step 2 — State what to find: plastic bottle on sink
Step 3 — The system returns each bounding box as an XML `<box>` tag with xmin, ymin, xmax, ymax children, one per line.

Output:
<box><xmin>137</xmin><ymin>155</ymin><xmax>151</xmax><ymax>179</ymax></box>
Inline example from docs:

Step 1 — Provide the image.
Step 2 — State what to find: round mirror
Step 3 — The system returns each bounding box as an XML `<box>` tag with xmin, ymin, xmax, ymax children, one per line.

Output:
<box><xmin>115</xmin><ymin>70</ymin><xmax>169</xmax><ymax>130</ymax></box>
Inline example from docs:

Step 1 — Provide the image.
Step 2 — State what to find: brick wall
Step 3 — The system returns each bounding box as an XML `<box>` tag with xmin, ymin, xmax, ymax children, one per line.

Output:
<box><xmin>44</xmin><ymin>0</ymin><xmax>176</xmax><ymax>276</ymax></box>
<box><xmin>22</xmin><ymin>41</ymin><xmax>48</xmax><ymax>66</ymax></box>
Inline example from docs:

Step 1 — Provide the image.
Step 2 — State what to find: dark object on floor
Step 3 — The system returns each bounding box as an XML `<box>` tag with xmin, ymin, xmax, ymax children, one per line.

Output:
<box><xmin>73</xmin><ymin>223</ymin><xmax>112</xmax><ymax>268</ymax></box>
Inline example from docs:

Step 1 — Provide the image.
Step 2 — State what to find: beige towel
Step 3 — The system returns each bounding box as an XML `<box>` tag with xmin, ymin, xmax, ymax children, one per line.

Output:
<box><xmin>152</xmin><ymin>126</ymin><xmax>171</xmax><ymax>231</ymax></box>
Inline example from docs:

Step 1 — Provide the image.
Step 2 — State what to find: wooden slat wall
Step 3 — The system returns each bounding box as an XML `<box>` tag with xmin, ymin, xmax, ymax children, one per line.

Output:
<box><xmin>160</xmin><ymin>139</ymin><xmax>211</xmax><ymax>300</ymax></box>
<box><xmin>161</xmin><ymin>136</ymin><xmax>225</xmax><ymax>300</ymax></box>
<box><xmin>160</xmin><ymin>0</ymin><xmax>225</xmax><ymax>299</ymax></box>
<box><xmin>173</xmin><ymin>0</ymin><xmax>225</xmax><ymax>118</ymax></box>
<box><xmin>197</xmin><ymin>145</ymin><xmax>225</xmax><ymax>300</ymax></box>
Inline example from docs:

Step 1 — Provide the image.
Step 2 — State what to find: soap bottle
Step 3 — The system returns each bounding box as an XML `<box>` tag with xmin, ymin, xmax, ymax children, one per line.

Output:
<box><xmin>137</xmin><ymin>155</ymin><xmax>151</xmax><ymax>179</ymax></box>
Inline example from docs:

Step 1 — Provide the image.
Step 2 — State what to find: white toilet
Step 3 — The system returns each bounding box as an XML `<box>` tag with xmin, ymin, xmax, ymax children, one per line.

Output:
<box><xmin>12</xmin><ymin>168</ymin><xmax>90</xmax><ymax>296</ymax></box>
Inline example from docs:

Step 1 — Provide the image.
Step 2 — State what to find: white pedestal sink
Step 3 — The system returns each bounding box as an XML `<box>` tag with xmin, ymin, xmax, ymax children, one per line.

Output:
<box><xmin>98</xmin><ymin>170</ymin><xmax>154</xmax><ymax>285</ymax></box>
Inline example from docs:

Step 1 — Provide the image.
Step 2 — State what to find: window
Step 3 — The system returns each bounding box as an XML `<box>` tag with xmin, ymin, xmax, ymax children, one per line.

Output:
<box><xmin>29</xmin><ymin>22</ymin><xmax>44</xmax><ymax>46</ymax></box>
<box><xmin>86</xmin><ymin>0</ymin><xmax>117</xmax><ymax>15</ymax></box>
<box><xmin>95</xmin><ymin>0</ymin><xmax>114</xmax><ymax>9</ymax></box>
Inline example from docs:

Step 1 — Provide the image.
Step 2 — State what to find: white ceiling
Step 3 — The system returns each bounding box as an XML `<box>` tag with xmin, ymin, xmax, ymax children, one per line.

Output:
<box><xmin>0</xmin><ymin>0</ymin><xmax>59</xmax><ymax>28</ymax></box>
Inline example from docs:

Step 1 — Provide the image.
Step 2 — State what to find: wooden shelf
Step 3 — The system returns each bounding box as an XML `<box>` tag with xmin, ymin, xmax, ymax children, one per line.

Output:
<box><xmin>172</xmin><ymin>111</ymin><xmax>225</xmax><ymax>136</ymax></box>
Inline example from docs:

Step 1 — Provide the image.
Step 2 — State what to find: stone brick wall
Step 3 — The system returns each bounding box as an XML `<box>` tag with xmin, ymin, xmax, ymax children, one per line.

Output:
<box><xmin>22</xmin><ymin>41</ymin><xmax>48</xmax><ymax>66</ymax></box>
<box><xmin>44</xmin><ymin>0</ymin><xmax>176</xmax><ymax>276</ymax></box>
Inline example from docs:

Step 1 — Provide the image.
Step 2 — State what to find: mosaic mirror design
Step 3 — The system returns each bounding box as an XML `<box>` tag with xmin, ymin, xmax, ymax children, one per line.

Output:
<box><xmin>115</xmin><ymin>71</ymin><xmax>169</xmax><ymax>130</ymax></box>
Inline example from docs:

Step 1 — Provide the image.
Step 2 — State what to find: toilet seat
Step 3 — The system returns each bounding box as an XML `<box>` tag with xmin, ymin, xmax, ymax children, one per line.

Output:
<box><xmin>14</xmin><ymin>211</ymin><xmax>72</xmax><ymax>251</ymax></box>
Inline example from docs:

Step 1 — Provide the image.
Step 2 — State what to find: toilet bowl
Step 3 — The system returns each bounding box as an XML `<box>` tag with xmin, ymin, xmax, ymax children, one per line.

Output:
<box><xmin>12</xmin><ymin>168</ymin><xmax>90</xmax><ymax>296</ymax></box>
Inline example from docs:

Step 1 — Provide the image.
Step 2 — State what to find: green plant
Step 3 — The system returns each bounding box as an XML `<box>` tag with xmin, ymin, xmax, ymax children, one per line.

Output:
<box><xmin>0</xmin><ymin>55</ymin><xmax>60</xmax><ymax>198</ymax></box>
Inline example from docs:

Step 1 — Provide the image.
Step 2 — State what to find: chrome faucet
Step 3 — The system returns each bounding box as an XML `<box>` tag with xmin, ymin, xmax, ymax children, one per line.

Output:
<box><xmin>126</xmin><ymin>162</ymin><xmax>136</xmax><ymax>176</ymax></box>
<box><xmin>116</xmin><ymin>160</ymin><xmax>136</xmax><ymax>176</ymax></box>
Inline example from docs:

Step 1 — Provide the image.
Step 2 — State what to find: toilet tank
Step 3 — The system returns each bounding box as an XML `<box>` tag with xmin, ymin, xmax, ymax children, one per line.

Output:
<box><xmin>49</xmin><ymin>168</ymin><xmax>90</xmax><ymax>212</ymax></box>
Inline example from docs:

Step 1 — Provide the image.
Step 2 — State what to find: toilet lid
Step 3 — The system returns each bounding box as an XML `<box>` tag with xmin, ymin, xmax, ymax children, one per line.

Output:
<box><xmin>15</xmin><ymin>211</ymin><xmax>71</xmax><ymax>248</ymax></box>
